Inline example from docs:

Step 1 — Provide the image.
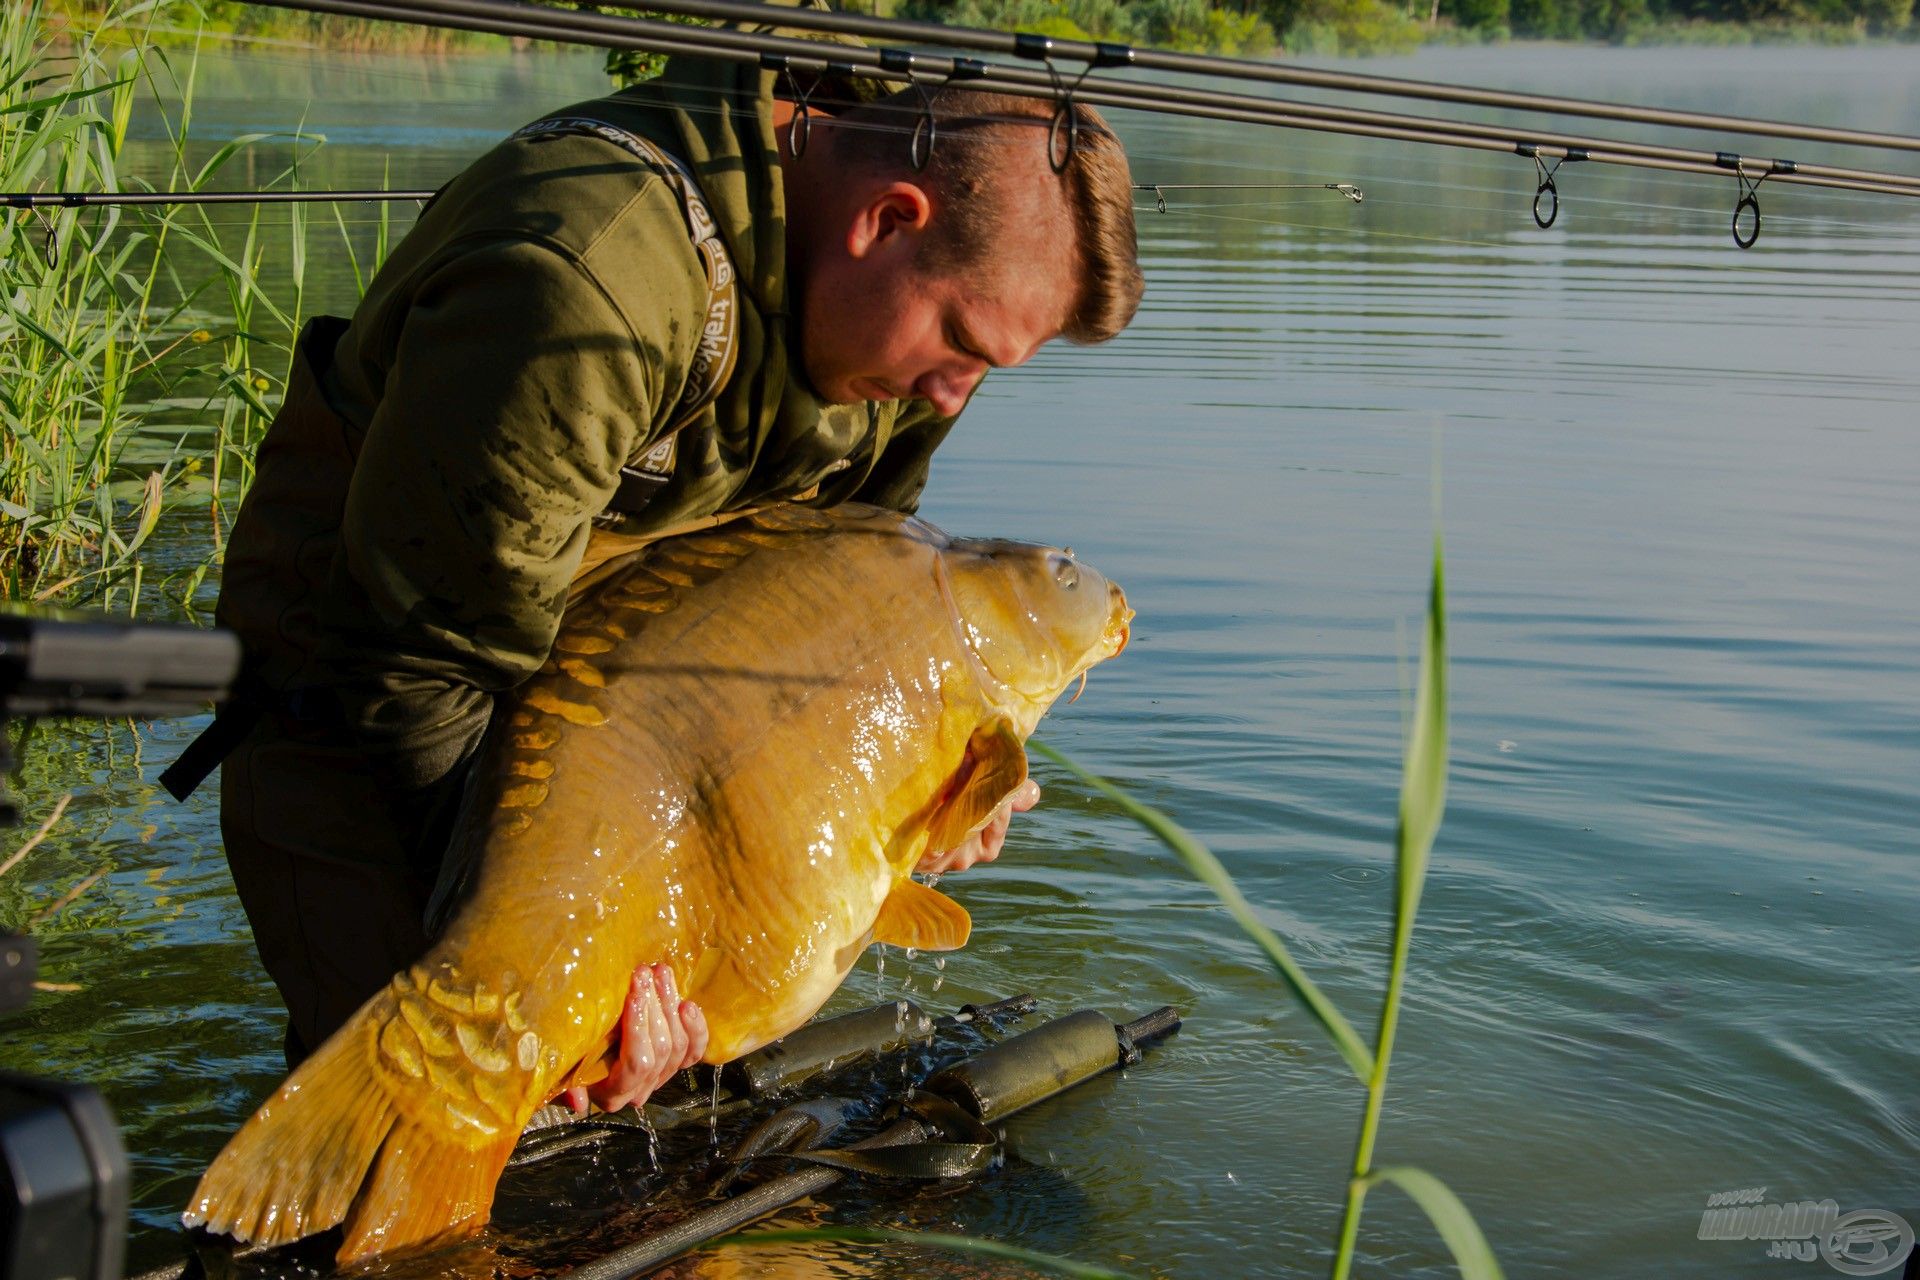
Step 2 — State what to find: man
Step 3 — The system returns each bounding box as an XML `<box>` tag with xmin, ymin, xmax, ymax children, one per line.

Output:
<box><xmin>193</xmin><ymin>38</ymin><xmax>1143</xmax><ymax>1111</ymax></box>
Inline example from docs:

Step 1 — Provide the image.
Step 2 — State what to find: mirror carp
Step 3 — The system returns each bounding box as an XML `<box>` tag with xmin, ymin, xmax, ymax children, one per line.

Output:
<box><xmin>184</xmin><ymin>503</ymin><xmax>1131</xmax><ymax>1263</ymax></box>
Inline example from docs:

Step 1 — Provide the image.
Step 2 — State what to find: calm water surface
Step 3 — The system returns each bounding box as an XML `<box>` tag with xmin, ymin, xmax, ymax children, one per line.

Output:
<box><xmin>3</xmin><ymin>40</ymin><xmax>1917</xmax><ymax>1280</ymax></box>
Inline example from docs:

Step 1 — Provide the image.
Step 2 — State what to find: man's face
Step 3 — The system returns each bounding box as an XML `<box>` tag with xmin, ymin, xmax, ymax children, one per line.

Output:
<box><xmin>792</xmin><ymin>159</ymin><xmax>1077</xmax><ymax>418</ymax></box>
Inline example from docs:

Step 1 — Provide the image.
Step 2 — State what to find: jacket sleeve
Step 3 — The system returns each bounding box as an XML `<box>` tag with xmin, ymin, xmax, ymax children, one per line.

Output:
<box><xmin>306</xmin><ymin>235</ymin><xmax>693</xmax><ymax>770</ymax></box>
<box><xmin>851</xmin><ymin>398</ymin><xmax>957</xmax><ymax>515</ymax></box>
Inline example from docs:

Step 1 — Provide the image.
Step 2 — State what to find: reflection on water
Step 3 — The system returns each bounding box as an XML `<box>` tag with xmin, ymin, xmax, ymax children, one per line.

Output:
<box><xmin>1</xmin><ymin>39</ymin><xmax>1916</xmax><ymax>1280</ymax></box>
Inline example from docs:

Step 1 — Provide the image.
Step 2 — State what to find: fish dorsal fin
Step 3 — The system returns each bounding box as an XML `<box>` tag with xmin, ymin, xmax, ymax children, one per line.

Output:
<box><xmin>923</xmin><ymin>717</ymin><xmax>1029</xmax><ymax>854</ymax></box>
<box><xmin>872</xmin><ymin>878</ymin><xmax>972</xmax><ymax>951</ymax></box>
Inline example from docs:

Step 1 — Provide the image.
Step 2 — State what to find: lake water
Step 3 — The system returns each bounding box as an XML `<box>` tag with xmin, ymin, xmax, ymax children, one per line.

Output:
<box><xmin>5</xmin><ymin>36</ymin><xmax>1918</xmax><ymax>1280</ymax></box>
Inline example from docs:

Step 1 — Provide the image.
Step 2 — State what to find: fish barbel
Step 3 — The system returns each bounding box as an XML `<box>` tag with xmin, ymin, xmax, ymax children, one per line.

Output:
<box><xmin>185</xmin><ymin>503</ymin><xmax>1131</xmax><ymax>1262</ymax></box>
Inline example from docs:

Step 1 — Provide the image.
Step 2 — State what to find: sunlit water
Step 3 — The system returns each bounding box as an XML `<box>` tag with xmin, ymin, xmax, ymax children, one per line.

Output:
<box><xmin>3</xmin><ymin>39</ymin><xmax>1916</xmax><ymax>1280</ymax></box>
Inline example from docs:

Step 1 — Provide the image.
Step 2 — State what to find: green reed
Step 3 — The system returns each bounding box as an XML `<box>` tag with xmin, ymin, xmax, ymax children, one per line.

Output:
<box><xmin>1035</xmin><ymin>530</ymin><xmax>1503</xmax><ymax>1280</ymax></box>
<box><xmin>2</xmin><ymin>0</ymin><xmax>387</xmax><ymax>608</ymax></box>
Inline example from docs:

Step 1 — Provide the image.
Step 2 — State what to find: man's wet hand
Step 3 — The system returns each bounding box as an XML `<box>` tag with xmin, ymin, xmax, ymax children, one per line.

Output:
<box><xmin>555</xmin><ymin>962</ymin><xmax>708</xmax><ymax>1116</ymax></box>
<box><xmin>915</xmin><ymin>778</ymin><xmax>1040</xmax><ymax>875</ymax></box>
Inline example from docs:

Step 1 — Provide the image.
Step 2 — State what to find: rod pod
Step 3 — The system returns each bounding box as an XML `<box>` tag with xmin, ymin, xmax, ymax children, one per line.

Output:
<box><xmin>560</xmin><ymin>1004</ymin><xmax>1182</xmax><ymax>1279</ymax></box>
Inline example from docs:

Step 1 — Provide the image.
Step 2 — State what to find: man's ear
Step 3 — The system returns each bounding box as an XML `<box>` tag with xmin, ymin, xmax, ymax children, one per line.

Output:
<box><xmin>848</xmin><ymin>181</ymin><xmax>934</xmax><ymax>261</ymax></box>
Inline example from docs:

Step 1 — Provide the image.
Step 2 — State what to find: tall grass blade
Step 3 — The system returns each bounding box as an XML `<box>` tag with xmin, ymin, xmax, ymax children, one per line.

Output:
<box><xmin>714</xmin><ymin>1226</ymin><xmax>1140</xmax><ymax>1279</ymax></box>
<box><xmin>1331</xmin><ymin>524</ymin><xmax>1462</xmax><ymax>1280</ymax></box>
<box><xmin>1029</xmin><ymin>739</ymin><xmax>1375</xmax><ymax>1083</ymax></box>
<box><xmin>1395</xmin><ymin>531</ymin><xmax>1448</xmax><ymax>922</ymax></box>
<box><xmin>1359</xmin><ymin>1166</ymin><xmax>1504</xmax><ymax>1280</ymax></box>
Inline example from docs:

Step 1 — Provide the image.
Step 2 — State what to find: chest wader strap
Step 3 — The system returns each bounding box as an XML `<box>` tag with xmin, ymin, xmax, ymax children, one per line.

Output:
<box><xmin>510</xmin><ymin>116</ymin><xmax>740</xmax><ymax>520</ymax></box>
<box><xmin>159</xmin><ymin>314</ymin><xmax>357</xmax><ymax>803</ymax></box>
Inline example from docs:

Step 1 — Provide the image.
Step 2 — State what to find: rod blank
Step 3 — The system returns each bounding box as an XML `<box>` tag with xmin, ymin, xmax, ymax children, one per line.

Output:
<box><xmin>576</xmin><ymin>0</ymin><xmax>1920</xmax><ymax>158</ymax></box>
<box><xmin>2</xmin><ymin>189</ymin><xmax>436</xmax><ymax>206</ymax></box>
<box><xmin>234</xmin><ymin>0</ymin><xmax>1920</xmax><ymax>205</ymax></box>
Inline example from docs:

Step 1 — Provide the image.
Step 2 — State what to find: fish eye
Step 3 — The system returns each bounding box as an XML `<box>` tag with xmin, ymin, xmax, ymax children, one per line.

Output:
<box><xmin>1052</xmin><ymin>555</ymin><xmax>1079</xmax><ymax>589</ymax></box>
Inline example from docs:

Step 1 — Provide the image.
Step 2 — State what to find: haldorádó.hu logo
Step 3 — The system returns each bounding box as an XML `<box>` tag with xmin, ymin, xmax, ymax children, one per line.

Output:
<box><xmin>1699</xmin><ymin>1188</ymin><xmax>1915</xmax><ymax>1276</ymax></box>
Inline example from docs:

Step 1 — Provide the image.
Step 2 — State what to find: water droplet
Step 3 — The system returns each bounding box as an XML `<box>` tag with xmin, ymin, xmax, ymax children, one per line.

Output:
<box><xmin>636</xmin><ymin>1109</ymin><xmax>660</xmax><ymax>1173</ymax></box>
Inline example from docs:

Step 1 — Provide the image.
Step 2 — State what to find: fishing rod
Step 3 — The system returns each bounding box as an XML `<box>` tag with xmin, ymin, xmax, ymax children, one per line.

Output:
<box><xmin>1</xmin><ymin>187</ymin><xmax>440</xmax><ymax>267</ymax></box>
<box><xmin>233</xmin><ymin>0</ymin><xmax>1920</xmax><ymax>244</ymax></box>
<box><xmin>1136</xmin><ymin>182</ymin><xmax>1365</xmax><ymax>213</ymax></box>
<box><xmin>2</xmin><ymin>184</ymin><xmax>1362</xmax><ymax>211</ymax></box>
<box><xmin>19</xmin><ymin>0</ymin><xmax>1913</xmax><ymax>242</ymax></box>
<box><xmin>0</xmin><ymin>189</ymin><xmax>437</xmax><ymax>206</ymax></box>
<box><xmin>601</xmin><ymin>0</ymin><xmax>1920</xmax><ymax>160</ymax></box>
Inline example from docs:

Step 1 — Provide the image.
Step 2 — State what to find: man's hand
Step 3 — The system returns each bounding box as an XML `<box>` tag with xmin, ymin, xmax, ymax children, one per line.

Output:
<box><xmin>915</xmin><ymin>779</ymin><xmax>1041</xmax><ymax>876</ymax></box>
<box><xmin>555</xmin><ymin>962</ymin><xmax>708</xmax><ymax>1116</ymax></box>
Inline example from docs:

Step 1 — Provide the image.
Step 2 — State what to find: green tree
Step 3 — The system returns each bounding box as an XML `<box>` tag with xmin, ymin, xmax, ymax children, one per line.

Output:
<box><xmin>1441</xmin><ymin>0</ymin><xmax>1511</xmax><ymax>32</ymax></box>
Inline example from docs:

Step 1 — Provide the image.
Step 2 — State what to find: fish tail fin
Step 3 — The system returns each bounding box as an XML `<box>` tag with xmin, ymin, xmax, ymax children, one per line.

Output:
<box><xmin>336</xmin><ymin>1116</ymin><xmax>517</xmax><ymax>1264</ymax></box>
<box><xmin>183</xmin><ymin>998</ymin><xmax>400</xmax><ymax>1249</ymax></box>
<box><xmin>184</xmin><ymin>984</ymin><xmax>522</xmax><ymax>1264</ymax></box>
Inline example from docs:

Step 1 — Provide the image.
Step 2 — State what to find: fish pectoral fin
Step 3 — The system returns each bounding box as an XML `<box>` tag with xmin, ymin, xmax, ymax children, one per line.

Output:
<box><xmin>923</xmin><ymin>716</ymin><xmax>1029</xmax><ymax>854</ymax></box>
<box><xmin>872</xmin><ymin>878</ymin><xmax>972</xmax><ymax>952</ymax></box>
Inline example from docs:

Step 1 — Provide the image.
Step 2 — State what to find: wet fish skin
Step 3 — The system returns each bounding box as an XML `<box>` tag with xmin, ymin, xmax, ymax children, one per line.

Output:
<box><xmin>185</xmin><ymin>503</ymin><xmax>1130</xmax><ymax>1262</ymax></box>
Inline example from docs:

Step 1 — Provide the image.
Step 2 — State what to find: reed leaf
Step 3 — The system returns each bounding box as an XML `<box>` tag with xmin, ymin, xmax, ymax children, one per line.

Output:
<box><xmin>1394</xmin><ymin>531</ymin><xmax>1448</xmax><ymax>926</ymax></box>
<box><xmin>713</xmin><ymin>1226</ymin><xmax>1140</xmax><ymax>1279</ymax></box>
<box><xmin>1359</xmin><ymin>1166</ymin><xmax>1504</xmax><ymax>1280</ymax></box>
<box><xmin>124</xmin><ymin>470</ymin><xmax>163</xmax><ymax>555</ymax></box>
<box><xmin>0</xmin><ymin>79</ymin><xmax>129</xmax><ymax>117</ymax></box>
<box><xmin>1029</xmin><ymin>738</ymin><xmax>1375</xmax><ymax>1083</ymax></box>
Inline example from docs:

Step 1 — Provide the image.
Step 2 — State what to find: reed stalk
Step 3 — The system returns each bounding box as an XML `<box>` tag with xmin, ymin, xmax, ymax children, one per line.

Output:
<box><xmin>1037</xmin><ymin>528</ymin><xmax>1503</xmax><ymax>1279</ymax></box>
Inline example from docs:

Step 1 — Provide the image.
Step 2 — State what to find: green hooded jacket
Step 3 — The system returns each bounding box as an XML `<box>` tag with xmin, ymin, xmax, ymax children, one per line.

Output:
<box><xmin>216</xmin><ymin>48</ymin><xmax>954</xmax><ymax>799</ymax></box>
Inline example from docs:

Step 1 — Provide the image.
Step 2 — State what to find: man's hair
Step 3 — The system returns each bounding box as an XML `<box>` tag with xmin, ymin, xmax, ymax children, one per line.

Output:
<box><xmin>831</xmin><ymin>88</ymin><xmax>1143</xmax><ymax>345</ymax></box>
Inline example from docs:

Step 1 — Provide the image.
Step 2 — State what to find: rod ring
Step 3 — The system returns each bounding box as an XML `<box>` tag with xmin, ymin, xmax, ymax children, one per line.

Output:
<box><xmin>1732</xmin><ymin>192</ymin><xmax>1761</xmax><ymax>249</ymax></box>
<box><xmin>907</xmin><ymin>75</ymin><xmax>939</xmax><ymax>171</ymax></box>
<box><xmin>788</xmin><ymin>99</ymin><xmax>811</xmax><ymax>159</ymax></box>
<box><xmin>1048</xmin><ymin>98</ymin><xmax>1078</xmax><ymax>174</ymax></box>
<box><xmin>33</xmin><ymin>207</ymin><xmax>58</xmax><ymax>269</ymax></box>
<box><xmin>910</xmin><ymin>111</ymin><xmax>934</xmax><ymax>172</ymax></box>
<box><xmin>1532</xmin><ymin>178</ymin><xmax>1559</xmax><ymax>229</ymax></box>
<box><xmin>781</xmin><ymin>64</ymin><xmax>814</xmax><ymax>159</ymax></box>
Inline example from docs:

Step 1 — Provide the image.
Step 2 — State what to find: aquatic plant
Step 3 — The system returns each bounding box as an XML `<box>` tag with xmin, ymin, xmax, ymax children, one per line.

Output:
<box><xmin>2</xmin><ymin>0</ymin><xmax>163</xmax><ymax>601</ymax></box>
<box><xmin>1035</xmin><ymin>529</ymin><xmax>1504</xmax><ymax>1279</ymax></box>
<box><xmin>2</xmin><ymin>0</ymin><xmax>393</xmax><ymax>607</ymax></box>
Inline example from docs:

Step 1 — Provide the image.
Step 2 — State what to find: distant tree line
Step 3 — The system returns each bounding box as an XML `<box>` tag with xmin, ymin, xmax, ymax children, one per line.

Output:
<box><xmin>896</xmin><ymin>0</ymin><xmax>1914</xmax><ymax>53</ymax></box>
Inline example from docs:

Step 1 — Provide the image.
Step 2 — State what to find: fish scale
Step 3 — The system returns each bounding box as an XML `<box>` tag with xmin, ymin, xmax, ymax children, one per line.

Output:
<box><xmin>184</xmin><ymin>502</ymin><xmax>1130</xmax><ymax>1263</ymax></box>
